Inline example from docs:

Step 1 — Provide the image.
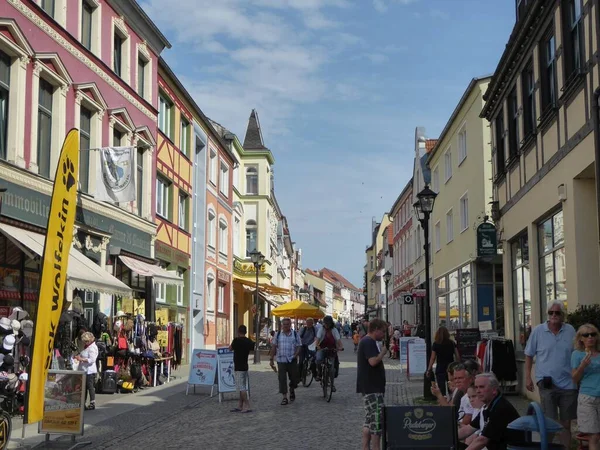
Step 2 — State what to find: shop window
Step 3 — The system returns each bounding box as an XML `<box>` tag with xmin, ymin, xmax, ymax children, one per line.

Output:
<box><xmin>156</xmin><ymin>177</ymin><xmax>171</xmax><ymax>219</ymax></box>
<box><xmin>512</xmin><ymin>233</ymin><xmax>531</xmax><ymax>352</ymax></box>
<box><xmin>176</xmin><ymin>268</ymin><xmax>184</xmax><ymax>306</ymax></box>
<box><xmin>245</xmin><ymin>220</ymin><xmax>257</xmax><ymax>257</ymax></box>
<box><xmin>0</xmin><ymin>51</ymin><xmax>9</xmax><ymax>161</ymax></box>
<box><xmin>246</xmin><ymin>166</ymin><xmax>258</xmax><ymax>195</ymax></box>
<box><xmin>208</xmin><ymin>209</ymin><xmax>216</xmax><ymax>249</ymax></box>
<box><xmin>206</xmin><ymin>274</ymin><xmax>215</xmax><ymax>312</ymax></box>
<box><xmin>538</xmin><ymin>210</ymin><xmax>566</xmax><ymax>310</ymax></box>
<box><xmin>218</xmin><ymin>283</ymin><xmax>225</xmax><ymax>313</ymax></box>
<box><xmin>79</xmin><ymin>106</ymin><xmax>91</xmax><ymax>193</ymax></box>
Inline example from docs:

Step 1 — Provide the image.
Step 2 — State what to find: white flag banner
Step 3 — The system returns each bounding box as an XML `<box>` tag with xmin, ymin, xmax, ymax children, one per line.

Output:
<box><xmin>95</xmin><ymin>146</ymin><xmax>136</xmax><ymax>203</ymax></box>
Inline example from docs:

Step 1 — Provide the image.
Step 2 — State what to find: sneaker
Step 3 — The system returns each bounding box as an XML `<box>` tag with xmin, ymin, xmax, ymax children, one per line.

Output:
<box><xmin>84</xmin><ymin>403</ymin><xmax>95</xmax><ymax>411</ymax></box>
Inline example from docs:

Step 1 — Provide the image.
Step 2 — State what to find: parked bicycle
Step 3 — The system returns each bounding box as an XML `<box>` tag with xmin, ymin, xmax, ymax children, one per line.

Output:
<box><xmin>318</xmin><ymin>348</ymin><xmax>341</xmax><ymax>402</ymax></box>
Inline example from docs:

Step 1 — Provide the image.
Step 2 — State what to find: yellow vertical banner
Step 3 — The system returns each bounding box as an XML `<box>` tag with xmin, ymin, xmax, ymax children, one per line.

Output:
<box><xmin>27</xmin><ymin>129</ymin><xmax>79</xmax><ymax>424</ymax></box>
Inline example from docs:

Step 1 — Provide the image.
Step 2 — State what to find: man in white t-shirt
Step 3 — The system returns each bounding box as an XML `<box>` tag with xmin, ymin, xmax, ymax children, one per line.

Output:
<box><xmin>454</xmin><ymin>366</ymin><xmax>476</xmax><ymax>426</ymax></box>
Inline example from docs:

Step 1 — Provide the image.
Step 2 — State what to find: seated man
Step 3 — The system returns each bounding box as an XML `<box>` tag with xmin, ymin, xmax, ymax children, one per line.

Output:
<box><xmin>458</xmin><ymin>373</ymin><xmax>524</xmax><ymax>450</ymax></box>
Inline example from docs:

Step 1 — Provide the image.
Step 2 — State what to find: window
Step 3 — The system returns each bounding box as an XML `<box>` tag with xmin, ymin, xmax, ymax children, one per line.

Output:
<box><xmin>41</xmin><ymin>0</ymin><xmax>55</xmax><ymax>17</ymax></box>
<box><xmin>539</xmin><ymin>210</ymin><xmax>566</xmax><ymax>310</ymax></box>
<box><xmin>219</xmin><ymin>219</ymin><xmax>228</xmax><ymax>256</ymax></box>
<box><xmin>37</xmin><ymin>79</ymin><xmax>53</xmax><ymax>179</ymax></box>
<box><xmin>540</xmin><ymin>30</ymin><xmax>557</xmax><ymax>112</ymax></box>
<box><xmin>495</xmin><ymin>110</ymin><xmax>506</xmax><ymax>175</ymax></box>
<box><xmin>563</xmin><ymin>0</ymin><xmax>583</xmax><ymax>80</ymax></box>
<box><xmin>0</xmin><ymin>51</ymin><xmax>8</xmax><ymax>161</ymax></box>
<box><xmin>136</xmin><ymin>148</ymin><xmax>144</xmax><ymax>216</ymax></box>
<box><xmin>113</xmin><ymin>128</ymin><xmax>123</xmax><ymax>147</ymax></box>
<box><xmin>233</xmin><ymin>217</ymin><xmax>240</xmax><ymax>255</ymax></box>
<box><xmin>246</xmin><ymin>166</ymin><xmax>258</xmax><ymax>195</ymax></box>
<box><xmin>434</xmin><ymin>221</ymin><xmax>441</xmax><ymax>252</ymax></box>
<box><xmin>460</xmin><ymin>193</ymin><xmax>469</xmax><ymax>232</ymax></box>
<box><xmin>444</xmin><ymin>148</ymin><xmax>452</xmax><ymax>182</ymax></box>
<box><xmin>522</xmin><ymin>62</ymin><xmax>536</xmax><ymax>138</ymax></box>
<box><xmin>220</xmin><ymin>162</ymin><xmax>229</xmax><ymax>197</ymax></box>
<box><xmin>137</xmin><ymin>57</ymin><xmax>146</xmax><ymax>98</ymax></box>
<box><xmin>176</xmin><ymin>268</ymin><xmax>184</xmax><ymax>306</ymax></box>
<box><xmin>458</xmin><ymin>127</ymin><xmax>467</xmax><ymax>164</ymax></box>
<box><xmin>370</xmin><ymin>255</ymin><xmax>374</xmax><ymax>270</ymax></box>
<box><xmin>158</xmin><ymin>94</ymin><xmax>173</xmax><ymax>139</ymax></box>
<box><xmin>206</xmin><ymin>274</ymin><xmax>215</xmax><ymax>311</ymax></box>
<box><xmin>436</xmin><ymin>263</ymin><xmax>473</xmax><ymax>330</ymax></box>
<box><xmin>180</xmin><ymin>117</ymin><xmax>189</xmax><ymax>156</ymax></box>
<box><xmin>178</xmin><ymin>193</ymin><xmax>188</xmax><ymax>230</ymax></box>
<box><xmin>156</xmin><ymin>282</ymin><xmax>166</xmax><ymax>303</ymax></box>
<box><xmin>113</xmin><ymin>33</ymin><xmax>123</xmax><ymax>77</ymax></box>
<box><xmin>156</xmin><ymin>177</ymin><xmax>170</xmax><ymax>219</ymax></box>
<box><xmin>512</xmin><ymin>233</ymin><xmax>530</xmax><ymax>352</ymax></box>
<box><xmin>432</xmin><ymin>166</ymin><xmax>439</xmax><ymax>193</ymax></box>
<box><xmin>209</xmin><ymin>149</ymin><xmax>217</xmax><ymax>185</ymax></box>
<box><xmin>218</xmin><ymin>283</ymin><xmax>225</xmax><ymax>313</ymax></box>
<box><xmin>245</xmin><ymin>220</ymin><xmax>257</xmax><ymax>256</ymax></box>
<box><xmin>208</xmin><ymin>210</ymin><xmax>216</xmax><ymax>248</ymax></box>
<box><xmin>79</xmin><ymin>107</ymin><xmax>91</xmax><ymax>193</ymax></box>
<box><xmin>446</xmin><ymin>209</ymin><xmax>454</xmax><ymax>243</ymax></box>
<box><xmin>507</xmin><ymin>87</ymin><xmax>519</xmax><ymax>160</ymax></box>
<box><xmin>81</xmin><ymin>1</ymin><xmax>94</xmax><ymax>50</ymax></box>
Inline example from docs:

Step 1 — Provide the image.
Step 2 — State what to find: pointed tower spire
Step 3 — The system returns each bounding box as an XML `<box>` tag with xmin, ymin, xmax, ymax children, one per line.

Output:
<box><xmin>243</xmin><ymin>109</ymin><xmax>267</xmax><ymax>150</ymax></box>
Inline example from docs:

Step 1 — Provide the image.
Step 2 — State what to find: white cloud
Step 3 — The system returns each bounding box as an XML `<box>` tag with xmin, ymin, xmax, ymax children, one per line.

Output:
<box><xmin>373</xmin><ymin>0</ymin><xmax>419</xmax><ymax>13</ymax></box>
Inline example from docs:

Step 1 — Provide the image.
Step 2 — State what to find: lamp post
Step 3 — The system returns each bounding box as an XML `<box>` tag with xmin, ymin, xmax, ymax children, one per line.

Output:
<box><xmin>250</xmin><ymin>250</ymin><xmax>265</xmax><ymax>364</ymax></box>
<box><xmin>383</xmin><ymin>270</ymin><xmax>392</xmax><ymax>325</ymax></box>
<box><xmin>413</xmin><ymin>185</ymin><xmax>437</xmax><ymax>399</ymax></box>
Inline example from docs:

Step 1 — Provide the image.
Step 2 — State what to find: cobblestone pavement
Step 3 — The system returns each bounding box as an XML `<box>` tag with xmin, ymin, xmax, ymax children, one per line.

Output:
<box><xmin>83</xmin><ymin>338</ymin><xmax>366</xmax><ymax>450</ymax></box>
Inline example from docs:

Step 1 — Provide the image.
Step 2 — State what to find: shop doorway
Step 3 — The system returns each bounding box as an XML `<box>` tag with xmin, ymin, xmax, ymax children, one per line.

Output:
<box><xmin>233</xmin><ymin>303</ymin><xmax>239</xmax><ymax>333</ymax></box>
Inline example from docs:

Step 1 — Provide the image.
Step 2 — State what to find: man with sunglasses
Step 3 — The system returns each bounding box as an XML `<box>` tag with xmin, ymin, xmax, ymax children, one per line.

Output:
<box><xmin>524</xmin><ymin>300</ymin><xmax>577</xmax><ymax>447</ymax></box>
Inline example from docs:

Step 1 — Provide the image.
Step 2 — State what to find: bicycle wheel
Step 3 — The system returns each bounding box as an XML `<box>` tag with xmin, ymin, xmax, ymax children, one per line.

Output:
<box><xmin>302</xmin><ymin>360</ymin><xmax>313</xmax><ymax>387</ymax></box>
<box><xmin>326</xmin><ymin>362</ymin><xmax>335</xmax><ymax>402</ymax></box>
<box><xmin>321</xmin><ymin>365</ymin><xmax>328</xmax><ymax>398</ymax></box>
<box><xmin>0</xmin><ymin>411</ymin><xmax>12</xmax><ymax>450</ymax></box>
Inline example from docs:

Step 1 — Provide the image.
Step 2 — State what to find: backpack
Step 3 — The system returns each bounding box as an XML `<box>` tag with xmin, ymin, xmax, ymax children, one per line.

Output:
<box><xmin>275</xmin><ymin>330</ymin><xmax>298</xmax><ymax>344</ymax></box>
<box><xmin>92</xmin><ymin>312</ymin><xmax>108</xmax><ymax>338</ymax></box>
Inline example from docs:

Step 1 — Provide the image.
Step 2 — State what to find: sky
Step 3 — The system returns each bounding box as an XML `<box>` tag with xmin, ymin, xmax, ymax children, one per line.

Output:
<box><xmin>141</xmin><ymin>0</ymin><xmax>516</xmax><ymax>287</ymax></box>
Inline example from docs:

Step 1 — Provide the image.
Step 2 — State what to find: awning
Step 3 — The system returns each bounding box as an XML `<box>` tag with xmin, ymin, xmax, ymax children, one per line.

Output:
<box><xmin>240</xmin><ymin>284</ymin><xmax>279</xmax><ymax>307</ymax></box>
<box><xmin>119</xmin><ymin>255</ymin><xmax>183</xmax><ymax>286</ymax></box>
<box><xmin>233</xmin><ymin>277</ymin><xmax>291</xmax><ymax>296</ymax></box>
<box><xmin>0</xmin><ymin>223</ymin><xmax>132</xmax><ymax>297</ymax></box>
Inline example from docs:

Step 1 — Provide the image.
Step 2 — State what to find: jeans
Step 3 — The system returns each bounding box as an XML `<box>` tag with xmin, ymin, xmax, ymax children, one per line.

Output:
<box><xmin>86</xmin><ymin>373</ymin><xmax>96</xmax><ymax>403</ymax></box>
<box><xmin>316</xmin><ymin>349</ymin><xmax>339</xmax><ymax>377</ymax></box>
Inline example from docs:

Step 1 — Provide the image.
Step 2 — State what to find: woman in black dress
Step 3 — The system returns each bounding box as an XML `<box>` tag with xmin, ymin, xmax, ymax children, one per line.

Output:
<box><xmin>426</xmin><ymin>326</ymin><xmax>459</xmax><ymax>396</ymax></box>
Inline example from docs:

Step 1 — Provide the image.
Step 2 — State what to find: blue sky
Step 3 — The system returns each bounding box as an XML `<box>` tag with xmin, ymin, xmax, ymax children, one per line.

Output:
<box><xmin>141</xmin><ymin>0</ymin><xmax>516</xmax><ymax>287</ymax></box>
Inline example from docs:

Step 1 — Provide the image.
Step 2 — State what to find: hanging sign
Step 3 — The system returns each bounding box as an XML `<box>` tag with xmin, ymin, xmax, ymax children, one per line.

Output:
<box><xmin>39</xmin><ymin>370</ymin><xmax>85</xmax><ymax>436</ymax></box>
<box><xmin>217</xmin><ymin>348</ymin><xmax>236</xmax><ymax>393</ymax></box>
<box><xmin>477</xmin><ymin>222</ymin><xmax>497</xmax><ymax>257</ymax></box>
<box><xmin>187</xmin><ymin>349</ymin><xmax>218</xmax><ymax>387</ymax></box>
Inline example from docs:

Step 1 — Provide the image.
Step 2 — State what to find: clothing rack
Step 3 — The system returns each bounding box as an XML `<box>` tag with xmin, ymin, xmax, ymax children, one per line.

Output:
<box><xmin>476</xmin><ymin>336</ymin><xmax>519</xmax><ymax>395</ymax></box>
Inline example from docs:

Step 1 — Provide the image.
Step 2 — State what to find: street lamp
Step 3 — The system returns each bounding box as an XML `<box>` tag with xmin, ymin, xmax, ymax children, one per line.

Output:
<box><xmin>250</xmin><ymin>250</ymin><xmax>265</xmax><ymax>364</ymax></box>
<box><xmin>413</xmin><ymin>185</ymin><xmax>437</xmax><ymax>399</ymax></box>
<box><xmin>383</xmin><ymin>270</ymin><xmax>392</xmax><ymax>325</ymax></box>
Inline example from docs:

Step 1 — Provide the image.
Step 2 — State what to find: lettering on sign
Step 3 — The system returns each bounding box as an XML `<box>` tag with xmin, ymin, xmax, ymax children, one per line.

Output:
<box><xmin>217</xmin><ymin>270</ymin><xmax>231</xmax><ymax>283</ymax></box>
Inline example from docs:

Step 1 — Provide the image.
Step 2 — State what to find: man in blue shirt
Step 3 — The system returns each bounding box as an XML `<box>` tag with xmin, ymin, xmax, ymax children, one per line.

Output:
<box><xmin>524</xmin><ymin>300</ymin><xmax>576</xmax><ymax>447</ymax></box>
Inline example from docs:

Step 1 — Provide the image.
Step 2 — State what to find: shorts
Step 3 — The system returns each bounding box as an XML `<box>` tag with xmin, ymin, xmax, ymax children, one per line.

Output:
<box><xmin>577</xmin><ymin>393</ymin><xmax>600</xmax><ymax>433</ymax></box>
<box><xmin>537</xmin><ymin>381</ymin><xmax>577</xmax><ymax>421</ymax></box>
<box><xmin>235</xmin><ymin>371</ymin><xmax>249</xmax><ymax>392</ymax></box>
<box><xmin>363</xmin><ymin>393</ymin><xmax>385</xmax><ymax>435</ymax></box>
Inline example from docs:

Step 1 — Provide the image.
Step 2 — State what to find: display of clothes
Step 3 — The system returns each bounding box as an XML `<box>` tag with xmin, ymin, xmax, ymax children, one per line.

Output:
<box><xmin>476</xmin><ymin>337</ymin><xmax>518</xmax><ymax>391</ymax></box>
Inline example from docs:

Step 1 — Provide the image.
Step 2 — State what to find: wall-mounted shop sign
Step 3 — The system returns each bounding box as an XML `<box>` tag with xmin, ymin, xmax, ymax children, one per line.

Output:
<box><xmin>218</xmin><ymin>270</ymin><xmax>231</xmax><ymax>283</ymax></box>
<box><xmin>233</xmin><ymin>258</ymin><xmax>267</xmax><ymax>275</ymax></box>
<box><xmin>0</xmin><ymin>180</ymin><xmax>152</xmax><ymax>258</ymax></box>
<box><xmin>476</xmin><ymin>222</ymin><xmax>497</xmax><ymax>257</ymax></box>
<box><xmin>155</xmin><ymin>240</ymin><xmax>190</xmax><ymax>267</ymax></box>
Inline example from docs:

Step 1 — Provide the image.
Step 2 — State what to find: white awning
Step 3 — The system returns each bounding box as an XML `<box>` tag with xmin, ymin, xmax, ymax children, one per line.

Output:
<box><xmin>0</xmin><ymin>223</ymin><xmax>132</xmax><ymax>297</ymax></box>
<box><xmin>119</xmin><ymin>255</ymin><xmax>183</xmax><ymax>286</ymax></box>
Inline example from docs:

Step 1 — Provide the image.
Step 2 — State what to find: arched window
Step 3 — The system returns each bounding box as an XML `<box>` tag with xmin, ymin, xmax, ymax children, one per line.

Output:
<box><xmin>206</xmin><ymin>273</ymin><xmax>215</xmax><ymax>312</ymax></box>
<box><xmin>207</xmin><ymin>209</ymin><xmax>216</xmax><ymax>248</ymax></box>
<box><xmin>219</xmin><ymin>219</ymin><xmax>228</xmax><ymax>256</ymax></box>
<box><xmin>246</xmin><ymin>166</ymin><xmax>258</xmax><ymax>195</ymax></box>
<box><xmin>246</xmin><ymin>220</ymin><xmax>257</xmax><ymax>257</ymax></box>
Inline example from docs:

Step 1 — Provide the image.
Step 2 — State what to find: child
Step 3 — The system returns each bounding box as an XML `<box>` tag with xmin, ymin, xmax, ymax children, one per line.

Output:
<box><xmin>352</xmin><ymin>331</ymin><xmax>360</xmax><ymax>353</ymax></box>
<box><xmin>229</xmin><ymin>325</ymin><xmax>255</xmax><ymax>413</ymax></box>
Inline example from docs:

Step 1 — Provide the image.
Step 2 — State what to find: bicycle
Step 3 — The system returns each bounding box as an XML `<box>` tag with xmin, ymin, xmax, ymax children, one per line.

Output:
<box><xmin>300</xmin><ymin>348</ymin><xmax>315</xmax><ymax>388</ymax></box>
<box><xmin>318</xmin><ymin>348</ymin><xmax>340</xmax><ymax>402</ymax></box>
<box><xmin>0</xmin><ymin>410</ymin><xmax>10</xmax><ymax>450</ymax></box>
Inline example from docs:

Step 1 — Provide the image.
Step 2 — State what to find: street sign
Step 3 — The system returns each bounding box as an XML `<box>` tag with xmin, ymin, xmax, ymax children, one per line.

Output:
<box><xmin>411</xmin><ymin>289</ymin><xmax>426</xmax><ymax>298</ymax></box>
<box><xmin>402</xmin><ymin>293</ymin><xmax>414</xmax><ymax>305</ymax></box>
<box><xmin>477</xmin><ymin>222</ymin><xmax>497</xmax><ymax>257</ymax></box>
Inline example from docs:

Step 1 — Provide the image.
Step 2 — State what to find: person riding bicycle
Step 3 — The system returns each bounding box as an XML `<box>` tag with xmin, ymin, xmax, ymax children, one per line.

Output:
<box><xmin>298</xmin><ymin>318</ymin><xmax>317</xmax><ymax>377</ymax></box>
<box><xmin>314</xmin><ymin>316</ymin><xmax>344</xmax><ymax>389</ymax></box>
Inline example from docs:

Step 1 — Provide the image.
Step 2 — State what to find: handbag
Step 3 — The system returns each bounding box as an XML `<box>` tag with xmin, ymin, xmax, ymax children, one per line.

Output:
<box><xmin>118</xmin><ymin>336</ymin><xmax>127</xmax><ymax>350</ymax></box>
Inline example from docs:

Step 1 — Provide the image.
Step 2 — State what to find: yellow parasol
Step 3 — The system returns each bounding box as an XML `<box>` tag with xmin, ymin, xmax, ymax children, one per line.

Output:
<box><xmin>439</xmin><ymin>309</ymin><xmax>460</xmax><ymax>319</ymax></box>
<box><xmin>271</xmin><ymin>300</ymin><xmax>325</xmax><ymax>319</ymax></box>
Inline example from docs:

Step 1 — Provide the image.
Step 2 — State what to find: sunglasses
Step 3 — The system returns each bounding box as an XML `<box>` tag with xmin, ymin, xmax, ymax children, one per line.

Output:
<box><xmin>548</xmin><ymin>311</ymin><xmax>562</xmax><ymax>316</ymax></box>
<box><xmin>582</xmin><ymin>333</ymin><xmax>598</xmax><ymax>338</ymax></box>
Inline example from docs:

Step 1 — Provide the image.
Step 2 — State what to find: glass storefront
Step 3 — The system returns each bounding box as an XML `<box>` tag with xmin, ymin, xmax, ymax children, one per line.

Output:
<box><xmin>512</xmin><ymin>233</ymin><xmax>531</xmax><ymax>352</ymax></box>
<box><xmin>436</xmin><ymin>263</ymin><xmax>474</xmax><ymax>330</ymax></box>
<box><xmin>538</xmin><ymin>210</ymin><xmax>566</xmax><ymax>311</ymax></box>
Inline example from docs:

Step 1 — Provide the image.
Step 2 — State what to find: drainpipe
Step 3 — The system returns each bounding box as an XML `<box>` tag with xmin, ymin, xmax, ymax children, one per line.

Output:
<box><xmin>594</xmin><ymin>88</ymin><xmax>600</xmax><ymax>244</ymax></box>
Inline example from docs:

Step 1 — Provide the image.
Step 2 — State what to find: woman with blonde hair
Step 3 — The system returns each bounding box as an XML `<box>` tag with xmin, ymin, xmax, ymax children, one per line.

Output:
<box><xmin>426</xmin><ymin>326</ymin><xmax>460</xmax><ymax>396</ymax></box>
<box><xmin>572</xmin><ymin>323</ymin><xmax>600</xmax><ymax>449</ymax></box>
<box><xmin>74</xmin><ymin>331</ymin><xmax>98</xmax><ymax>411</ymax></box>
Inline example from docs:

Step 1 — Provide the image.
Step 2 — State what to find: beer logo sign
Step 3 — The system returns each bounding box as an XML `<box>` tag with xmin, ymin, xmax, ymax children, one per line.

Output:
<box><xmin>403</xmin><ymin>408</ymin><xmax>437</xmax><ymax>440</ymax></box>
